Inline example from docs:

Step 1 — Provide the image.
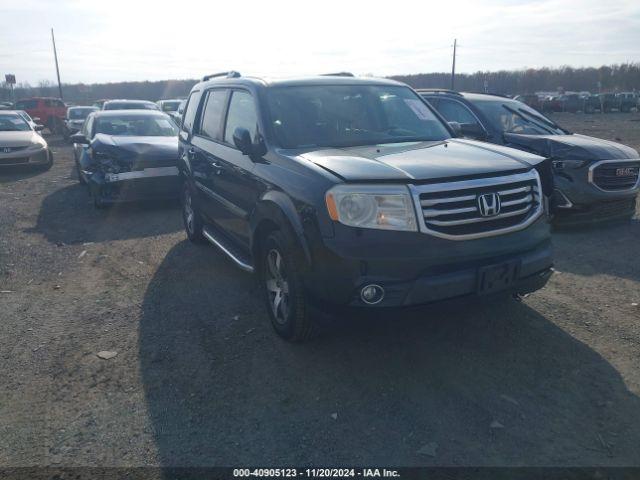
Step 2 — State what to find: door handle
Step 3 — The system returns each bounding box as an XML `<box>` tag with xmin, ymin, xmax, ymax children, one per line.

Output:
<box><xmin>210</xmin><ymin>161</ymin><xmax>223</xmax><ymax>175</ymax></box>
<box><xmin>187</xmin><ymin>147</ymin><xmax>196</xmax><ymax>158</ymax></box>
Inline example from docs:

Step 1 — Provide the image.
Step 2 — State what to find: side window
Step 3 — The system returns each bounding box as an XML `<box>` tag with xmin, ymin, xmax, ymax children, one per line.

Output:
<box><xmin>437</xmin><ymin>99</ymin><xmax>480</xmax><ymax>125</ymax></box>
<box><xmin>16</xmin><ymin>100</ymin><xmax>37</xmax><ymax>109</ymax></box>
<box><xmin>182</xmin><ymin>90</ymin><xmax>202</xmax><ymax>133</ymax></box>
<box><xmin>83</xmin><ymin>116</ymin><xmax>94</xmax><ymax>138</ymax></box>
<box><xmin>199</xmin><ymin>90</ymin><xmax>227</xmax><ymax>140</ymax></box>
<box><xmin>224</xmin><ymin>91</ymin><xmax>258</xmax><ymax>145</ymax></box>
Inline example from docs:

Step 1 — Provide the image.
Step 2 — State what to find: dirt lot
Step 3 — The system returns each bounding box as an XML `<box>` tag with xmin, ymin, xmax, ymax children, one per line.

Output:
<box><xmin>1</xmin><ymin>113</ymin><xmax>639</xmax><ymax>470</ymax></box>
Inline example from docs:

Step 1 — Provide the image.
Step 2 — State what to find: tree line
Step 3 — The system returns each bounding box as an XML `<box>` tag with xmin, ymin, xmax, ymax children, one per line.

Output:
<box><xmin>392</xmin><ymin>63</ymin><xmax>640</xmax><ymax>94</ymax></box>
<box><xmin>2</xmin><ymin>63</ymin><xmax>639</xmax><ymax>104</ymax></box>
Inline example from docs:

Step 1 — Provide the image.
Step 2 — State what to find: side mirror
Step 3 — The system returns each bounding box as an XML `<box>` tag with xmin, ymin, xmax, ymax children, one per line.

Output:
<box><xmin>460</xmin><ymin>123</ymin><xmax>487</xmax><ymax>140</ymax></box>
<box><xmin>34</xmin><ymin>124</ymin><xmax>45</xmax><ymax>132</ymax></box>
<box><xmin>233</xmin><ymin>127</ymin><xmax>253</xmax><ymax>155</ymax></box>
<box><xmin>70</xmin><ymin>133</ymin><xmax>89</xmax><ymax>145</ymax></box>
<box><xmin>448</xmin><ymin>121</ymin><xmax>462</xmax><ymax>137</ymax></box>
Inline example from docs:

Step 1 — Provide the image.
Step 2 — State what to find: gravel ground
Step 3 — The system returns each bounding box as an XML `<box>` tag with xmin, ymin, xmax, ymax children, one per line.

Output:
<box><xmin>1</xmin><ymin>114</ymin><xmax>639</xmax><ymax>471</ymax></box>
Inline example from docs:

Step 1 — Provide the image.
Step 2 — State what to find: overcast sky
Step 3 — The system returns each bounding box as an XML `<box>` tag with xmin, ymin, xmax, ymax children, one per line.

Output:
<box><xmin>1</xmin><ymin>0</ymin><xmax>639</xmax><ymax>85</ymax></box>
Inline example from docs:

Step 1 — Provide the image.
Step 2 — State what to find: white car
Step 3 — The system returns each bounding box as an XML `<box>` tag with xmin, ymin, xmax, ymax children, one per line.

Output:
<box><xmin>0</xmin><ymin>111</ymin><xmax>52</xmax><ymax>169</ymax></box>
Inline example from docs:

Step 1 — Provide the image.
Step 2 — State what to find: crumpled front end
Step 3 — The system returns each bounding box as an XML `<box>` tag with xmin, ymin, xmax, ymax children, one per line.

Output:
<box><xmin>82</xmin><ymin>135</ymin><xmax>181</xmax><ymax>205</ymax></box>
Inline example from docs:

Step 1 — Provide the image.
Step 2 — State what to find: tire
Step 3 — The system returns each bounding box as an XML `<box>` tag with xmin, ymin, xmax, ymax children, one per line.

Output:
<box><xmin>259</xmin><ymin>230</ymin><xmax>317</xmax><ymax>342</ymax></box>
<box><xmin>46</xmin><ymin>117</ymin><xmax>56</xmax><ymax>135</ymax></box>
<box><xmin>90</xmin><ymin>184</ymin><xmax>108</xmax><ymax>209</ymax></box>
<box><xmin>40</xmin><ymin>151</ymin><xmax>53</xmax><ymax>171</ymax></box>
<box><xmin>75</xmin><ymin>158</ymin><xmax>86</xmax><ymax>184</ymax></box>
<box><xmin>182</xmin><ymin>180</ymin><xmax>205</xmax><ymax>243</ymax></box>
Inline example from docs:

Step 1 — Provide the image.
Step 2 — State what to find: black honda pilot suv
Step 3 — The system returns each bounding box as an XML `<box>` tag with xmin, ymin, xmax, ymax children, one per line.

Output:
<box><xmin>178</xmin><ymin>72</ymin><xmax>554</xmax><ymax>341</ymax></box>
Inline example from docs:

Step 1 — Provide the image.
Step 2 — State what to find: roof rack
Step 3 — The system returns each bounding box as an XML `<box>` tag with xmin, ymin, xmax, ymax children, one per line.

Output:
<box><xmin>202</xmin><ymin>71</ymin><xmax>241</xmax><ymax>81</ymax></box>
<box><xmin>319</xmin><ymin>72</ymin><xmax>355</xmax><ymax>77</ymax></box>
<box><xmin>415</xmin><ymin>88</ymin><xmax>462</xmax><ymax>96</ymax></box>
<box><xmin>470</xmin><ymin>91</ymin><xmax>511</xmax><ymax>98</ymax></box>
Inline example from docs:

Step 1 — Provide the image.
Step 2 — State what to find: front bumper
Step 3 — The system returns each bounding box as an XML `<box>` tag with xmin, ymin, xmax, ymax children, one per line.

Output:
<box><xmin>553</xmin><ymin>169</ymin><xmax>638</xmax><ymax>224</ymax></box>
<box><xmin>88</xmin><ymin>166</ymin><xmax>180</xmax><ymax>203</ymax></box>
<box><xmin>304</xmin><ymin>216</ymin><xmax>553</xmax><ymax>308</ymax></box>
<box><xmin>0</xmin><ymin>147</ymin><xmax>50</xmax><ymax>167</ymax></box>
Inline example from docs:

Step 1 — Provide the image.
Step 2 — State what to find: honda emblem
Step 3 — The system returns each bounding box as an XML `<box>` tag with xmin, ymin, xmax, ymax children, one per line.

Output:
<box><xmin>477</xmin><ymin>193</ymin><xmax>501</xmax><ymax>217</ymax></box>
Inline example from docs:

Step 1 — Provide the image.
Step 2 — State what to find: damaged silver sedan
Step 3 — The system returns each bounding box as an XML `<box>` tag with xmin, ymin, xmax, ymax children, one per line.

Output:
<box><xmin>70</xmin><ymin>110</ymin><xmax>180</xmax><ymax>208</ymax></box>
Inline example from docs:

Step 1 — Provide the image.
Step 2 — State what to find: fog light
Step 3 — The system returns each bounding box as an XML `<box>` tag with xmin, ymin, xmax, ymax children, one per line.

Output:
<box><xmin>360</xmin><ymin>284</ymin><xmax>385</xmax><ymax>305</ymax></box>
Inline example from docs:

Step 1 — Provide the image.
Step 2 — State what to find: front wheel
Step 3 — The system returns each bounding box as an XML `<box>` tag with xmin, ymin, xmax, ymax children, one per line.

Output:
<box><xmin>260</xmin><ymin>230</ymin><xmax>317</xmax><ymax>342</ymax></box>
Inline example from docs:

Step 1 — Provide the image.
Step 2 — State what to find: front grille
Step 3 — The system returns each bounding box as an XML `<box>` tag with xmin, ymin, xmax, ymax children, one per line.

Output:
<box><xmin>590</xmin><ymin>160</ymin><xmax>640</xmax><ymax>191</ymax></box>
<box><xmin>0</xmin><ymin>157</ymin><xmax>29</xmax><ymax>165</ymax></box>
<box><xmin>0</xmin><ymin>146</ymin><xmax>28</xmax><ymax>153</ymax></box>
<box><xmin>411</xmin><ymin>170</ymin><xmax>543</xmax><ymax>240</ymax></box>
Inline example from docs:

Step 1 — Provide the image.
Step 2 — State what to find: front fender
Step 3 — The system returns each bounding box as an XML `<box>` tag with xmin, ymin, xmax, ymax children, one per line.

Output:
<box><xmin>251</xmin><ymin>190</ymin><xmax>312</xmax><ymax>266</ymax></box>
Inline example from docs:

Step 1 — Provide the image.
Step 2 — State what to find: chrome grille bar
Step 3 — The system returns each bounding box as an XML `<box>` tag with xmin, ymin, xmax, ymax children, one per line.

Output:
<box><xmin>409</xmin><ymin>169</ymin><xmax>544</xmax><ymax>241</ymax></box>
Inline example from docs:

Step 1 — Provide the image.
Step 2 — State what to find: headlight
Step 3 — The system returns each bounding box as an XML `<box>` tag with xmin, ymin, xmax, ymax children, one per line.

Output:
<box><xmin>325</xmin><ymin>184</ymin><xmax>418</xmax><ymax>231</ymax></box>
<box><xmin>27</xmin><ymin>140</ymin><xmax>46</xmax><ymax>151</ymax></box>
<box><xmin>552</xmin><ymin>159</ymin><xmax>586</xmax><ymax>170</ymax></box>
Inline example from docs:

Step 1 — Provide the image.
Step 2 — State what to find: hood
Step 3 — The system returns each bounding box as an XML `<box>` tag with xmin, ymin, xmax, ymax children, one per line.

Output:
<box><xmin>0</xmin><ymin>130</ymin><xmax>41</xmax><ymax>148</ymax></box>
<box><xmin>504</xmin><ymin>133</ymin><xmax>639</xmax><ymax>162</ymax></box>
<box><xmin>296</xmin><ymin>139</ymin><xmax>545</xmax><ymax>182</ymax></box>
<box><xmin>91</xmin><ymin>134</ymin><xmax>178</xmax><ymax>169</ymax></box>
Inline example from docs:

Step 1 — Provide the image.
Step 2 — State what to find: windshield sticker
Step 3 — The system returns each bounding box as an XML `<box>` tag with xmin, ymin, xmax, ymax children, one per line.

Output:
<box><xmin>404</xmin><ymin>99</ymin><xmax>432</xmax><ymax>120</ymax></box>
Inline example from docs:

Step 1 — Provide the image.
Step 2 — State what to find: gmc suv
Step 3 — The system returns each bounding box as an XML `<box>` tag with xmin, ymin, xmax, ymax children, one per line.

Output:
<box><xmin>420</xmin><ymin>90</ymin><xmax>640</xmax><ymax>224</ymax></box>
<box><xmin>178</xmin><ymin>73</ymin><xmax>554</xmax><ymax>341</ymax></box>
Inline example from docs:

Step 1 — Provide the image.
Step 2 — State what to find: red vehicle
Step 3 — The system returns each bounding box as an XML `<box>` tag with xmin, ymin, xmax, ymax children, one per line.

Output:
<box><xmin>13</xmin><ymin>97</ymin><xmax>67</xmax><ymax>134</ymax></box>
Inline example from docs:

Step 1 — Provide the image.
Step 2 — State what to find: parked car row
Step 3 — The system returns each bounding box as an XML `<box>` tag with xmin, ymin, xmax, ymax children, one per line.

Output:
<box><xmin>514</xmin><ymin>91</ymin><xmax>639</xmax><ymax>113</ymax></box>
<box><xmin>2</xmin><ymin>73</ymin><xmax>639</xmax><ymax>343</ymax></box>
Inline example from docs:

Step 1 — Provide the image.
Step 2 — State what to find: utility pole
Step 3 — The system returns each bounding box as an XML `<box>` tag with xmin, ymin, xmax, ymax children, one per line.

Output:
<box><xmin>451</xmin><ymin>39</ymin><xmax>457</xmax><ymax>90</ymax></box>
<box><xmin>51</xmin><ymin>28</ymin><xmax>63</xmax><ymax>100</ymax></box>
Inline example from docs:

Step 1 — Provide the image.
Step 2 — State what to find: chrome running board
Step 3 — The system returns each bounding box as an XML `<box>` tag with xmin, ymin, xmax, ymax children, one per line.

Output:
<box><xmin>202</xmin><ymin>225</ymin><xmax>254</xmax><ymax>273</ymax></box>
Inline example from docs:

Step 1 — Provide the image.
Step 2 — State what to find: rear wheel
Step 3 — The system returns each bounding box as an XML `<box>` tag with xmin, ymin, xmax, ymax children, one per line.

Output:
<box><xmin>182</xmin><ymin>180</ymin><xmax>205</xmax><ymax>243</ymax></box>
<box><xmin>74</xmin><ymin>154</ymin><xmax>86</xmax><ymax>184</ymax></box>
<box><xmin>260</xmin><ymin>230</ymin><xmax>317</xmax><ymax>342</ymax></box>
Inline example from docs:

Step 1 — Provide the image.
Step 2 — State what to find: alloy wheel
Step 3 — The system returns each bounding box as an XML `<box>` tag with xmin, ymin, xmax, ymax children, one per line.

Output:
<box><xmin>183</xmin><ymin>188</ymin><xmax>195</xmax><ymax>235</ymax></box>
<box><xmin>265</xmin><ymin>249</ymin><xmax>290</xmax><ymax>325</ymax></box>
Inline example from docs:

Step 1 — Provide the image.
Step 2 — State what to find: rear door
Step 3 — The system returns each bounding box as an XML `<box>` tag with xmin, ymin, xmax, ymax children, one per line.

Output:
<box><xmin>188</xmin><ymin>88</ymin><xmax>229</xmax><ymax>221</ymax></box>
<box><xmin>207</xmin><ymin>89</ymin><xmax>262</xmax><ymax>248</ymax></box>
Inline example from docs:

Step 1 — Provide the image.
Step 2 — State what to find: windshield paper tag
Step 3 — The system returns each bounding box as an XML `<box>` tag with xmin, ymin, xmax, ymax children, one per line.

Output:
<box><xmin>404</xmin><ymin>99</ymin><xmax>432</xmax><ymax>120</ymax></box>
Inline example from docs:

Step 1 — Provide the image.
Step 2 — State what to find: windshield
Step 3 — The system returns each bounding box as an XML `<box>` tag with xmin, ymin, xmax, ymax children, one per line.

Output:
<box><xmin>69</xmin><ymin>108</ymin><xmax>97</xmax><ymax>119</ymax></box>
<box><xmin>104</xmin><ymin>102</ymin><xmax>158</xmax><ymax>111</ymax></box>
<box><xmin>473</xmin><ymin>99</ymin><xmax>565</xmax><ymax>135</ymax></box>
<box><xmin>160</xmin><ymin>101</ymin><xmax>181</xmax><ymax>112</ymax></box>
<box><xmin>266</xmin><ymin>85</ymin><xmax>450</xmax><ymax>148</ymax></box>
<box><xmin>0</xmin><ymin>114</ymin><xmax>31</xmax><ymax>131</ymax></box>
<box><xmin>19</xmin><ymin>111</ymin><xmax>33</xmax><ymax>121</ymax></box>
<box><xmin>94</xmin><ymin>114</ymin><xmax>178</xmax><ymax>136</ymax></box>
